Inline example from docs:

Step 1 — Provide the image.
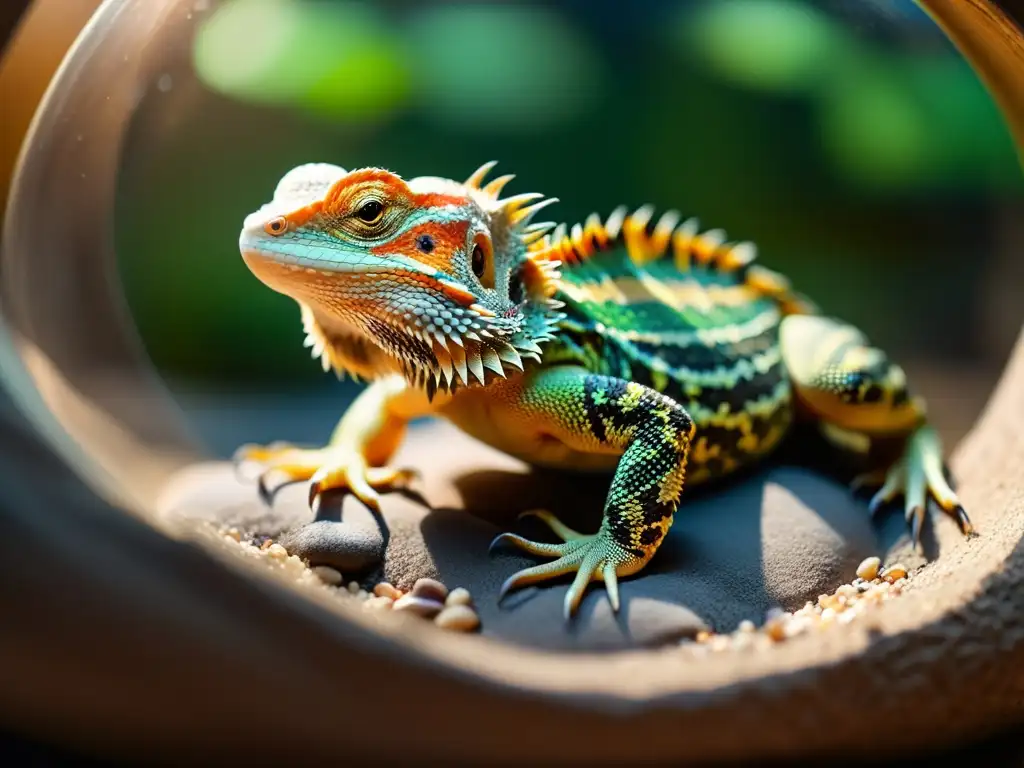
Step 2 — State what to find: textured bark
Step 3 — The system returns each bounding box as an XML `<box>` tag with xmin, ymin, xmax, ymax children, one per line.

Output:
<box><xmin>0</xmin><ymin>0</ymin><xmax>1022</xmax><ymax>763</ymax></box>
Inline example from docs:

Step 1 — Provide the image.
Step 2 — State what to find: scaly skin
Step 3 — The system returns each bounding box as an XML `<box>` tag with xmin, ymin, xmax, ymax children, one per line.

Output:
<box><xmin>235</xmin><ymin>161</ymin><xmax>973</xmax><ymax>621</ymax></box>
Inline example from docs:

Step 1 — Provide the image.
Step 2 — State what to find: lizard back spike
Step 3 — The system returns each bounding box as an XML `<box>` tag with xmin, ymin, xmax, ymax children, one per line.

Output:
<box><xmin>529</xmin><ymin>203</ymin><xmax>769</xmax><ymax>286</ymax></box>
<box><xmin>465</xmin><ymin>160</ymin><xmax>498</xmax><ymax>189</ymax></box>
<box><xmin>483</xmin><ymin>174</ymin><xmax>516</xmax><ymax>198</ymax></box>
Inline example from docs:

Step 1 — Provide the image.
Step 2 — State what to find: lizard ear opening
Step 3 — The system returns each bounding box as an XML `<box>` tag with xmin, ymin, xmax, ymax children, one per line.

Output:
<box><xmin>471</xmin><ymin>233</ymin><xmax>495</xmax><ymax>290</ymax></box>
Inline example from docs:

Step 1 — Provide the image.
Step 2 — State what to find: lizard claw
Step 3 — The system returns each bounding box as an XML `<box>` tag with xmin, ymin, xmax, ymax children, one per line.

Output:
<box><xmin>307</xmin><ymin>462</ymin><xmax>416</xmax><ymax>512</ymax></box>
<box><xmin>257</xmin><ymin>472</ymin><xmax>276</xmax><ymax>506</ymax></box>
<box><xmin>234</xmin><ymin>440</ymin><xmax>415</xmax><ymax>512</ymax></box>
<box><xmin>491</xmin><ymin>510</ymin><xmax>645</xmax><ymax>619</ymax></box>
<box><xmin>856</xmin><ymin>425</ymin><xmax>974</xmax><ymax>550</ymax></box>
<box><xmin>953</xmin><ymin>504</ymin><xmax>975</xmax><ymax>536</ymax></box>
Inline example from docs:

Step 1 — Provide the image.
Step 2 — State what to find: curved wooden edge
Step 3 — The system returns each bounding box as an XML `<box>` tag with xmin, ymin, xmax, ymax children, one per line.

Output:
<box><xmin>0</xmin><ymin>0</ymin><xmax>1022</xmax><ymax>762</ymax></box>
<box><xmin>0</xmin><ymin>0</ymin><xmax>204</xmax><ymax>515</ymax></box>
<box><xmin>918</xmin><ymin>0</ymin><xmax>1024</xmax><ymax>156</ymax></box>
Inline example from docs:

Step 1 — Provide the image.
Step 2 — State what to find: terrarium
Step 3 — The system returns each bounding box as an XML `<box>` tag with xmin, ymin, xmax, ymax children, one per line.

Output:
<box><xmin>2</xmin><ymin>0</ymin><xmax>1023</xmax><ymax>761</ymax></box>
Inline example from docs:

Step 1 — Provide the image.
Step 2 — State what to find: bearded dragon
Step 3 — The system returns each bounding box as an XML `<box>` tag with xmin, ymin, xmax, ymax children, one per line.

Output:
<box><xmin>234</xmin><ymin>161</ymin><xmax>973</xmax><ymax>621</ymax></box>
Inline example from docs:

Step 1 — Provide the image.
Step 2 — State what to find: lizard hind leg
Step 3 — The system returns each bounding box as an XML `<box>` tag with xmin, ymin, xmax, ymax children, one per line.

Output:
<box><xmin>780</xmin><ymin>315</ymin><xmax>972</xmax><ymax>548</ymax></box>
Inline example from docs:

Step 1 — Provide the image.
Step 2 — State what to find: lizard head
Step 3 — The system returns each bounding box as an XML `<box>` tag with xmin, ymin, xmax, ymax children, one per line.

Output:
<box><xmin>239</xmin><ymin>161</ymin><xmax>564</xmax><ymax>396</ymax></box>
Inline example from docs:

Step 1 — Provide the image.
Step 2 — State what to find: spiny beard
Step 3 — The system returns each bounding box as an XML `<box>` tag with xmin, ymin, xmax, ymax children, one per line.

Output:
<box><xmin>299</xmin><ymin>287</ymin><xmax>564</xmax><ymax>401</ymax></box>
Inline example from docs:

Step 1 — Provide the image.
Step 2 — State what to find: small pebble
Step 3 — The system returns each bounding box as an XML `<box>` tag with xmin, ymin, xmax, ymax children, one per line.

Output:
<box><xmin>709</xmin><ymin>635</ymin><xmax>731</xmax><ymax>652</ymax></box>
<box><xmin>373</xmin><ymin>582</ymin><xmax>402</xmax><ymax>600</ymax></box>
<box><xmin>224</xmin><ymin>527</ymin><xmax>241</xmax><ymax>542</ymax></box>
<box><xmin>882</xmin><ymin>563</ymin><xmax>908</xmax><ymax>582</ymax></box>
<box><xmin>445</xmin><ymin>587</ymin><xmax>473</xmax><ymax>607</ymax></box>
<box><xmin>732</xmin><ymin>632</ymin><xmax>754</xmax><ymax>650</ymax></box>
<box><xmin>765</xmin><ymin>619</ymin><xmax>786</xmax><ymax>642</ymax></box>
<box><xmin>785</xmin><ymin>616</ymin><xmax>812</xmax><ymax>638</ymax></box>
<box><xmin>678</xmin><ymin>558</ymin><xmax>916</xmax><ymax>654</ymax></box>
<box><xmin>393</xmin><ymin>594</ymin><xmax>444</xmax><ymax>619</ymax></box>
<box><xmin>266</xmin><ymin>543</ymin><xmax>288</xmax><ymax>560</ymax></box>
<box><xmin>411</xmin><ymin>578</ymin><xmax>449</xmax><ymax>603</ymax></box>
<box><xmin>260</xmin><ymin>538</ymin><xmax>274</xmax><ymax>551</ymax></box>
<box><xmin>434</xmin><ymin>605</ymin><xmax>480</xmax><ymax>632</ymax></box>
<box><xmin>347</xmin><ymin>581</ymin><xmax>361</xmax><ymax>595</ymax></box>
<box><xmin>765</xmin><ymin>607</ymin><xmax>786</xmax><ymax>622</ymax></box>
<box><xmin>312</xmin><ymin>566</ymin><xmax>343</xmax><ymax>586</ymax></box>
<box><xmin>856</xmin><ymin>556</ymin><xmax>881</xmax><ymax>581</ymax></box>
<box><xmin>816</xmin><ymin>594</ymin><xmax>833</xmax><ymax>610</ymax></box>
<box><xmin>364</xmin><ymin>595</ymin><xmax>393</xmax><ymax>610</ymax></box>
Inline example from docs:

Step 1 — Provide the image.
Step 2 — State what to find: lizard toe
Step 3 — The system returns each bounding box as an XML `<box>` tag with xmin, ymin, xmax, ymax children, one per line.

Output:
<box><xmin>233</xmin><ymin>440</ymin><xmax>414</xmax><ymax>513</ymax></box>
<box><xmin>307</xmin><ymin>452</ymin><xmax>416</xmax><ymax>513</ymax></box>
<box><xmin>492</xmin><ymin>514</ymin><xmax>645</xmax><ymax>620</ymax></box>
<box><xmin>857</xmin><ymin>425</ymin><xmax>975</xmax><ymax>546</ymax></box>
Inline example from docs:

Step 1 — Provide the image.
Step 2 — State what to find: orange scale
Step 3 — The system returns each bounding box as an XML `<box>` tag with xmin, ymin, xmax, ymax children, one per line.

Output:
<box><xmin>372</xmin><ymin>220</ymin><xmax>470</xmax><ymax>274</ymax></box>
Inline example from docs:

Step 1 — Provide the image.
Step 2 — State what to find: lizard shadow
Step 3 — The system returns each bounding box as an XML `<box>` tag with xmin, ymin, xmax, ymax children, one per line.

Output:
<box><xmin>413</xmin><ymin>466</ymin><xmax>745</xmax><ymax>647</ymax></box>
<box><xmin>779</xmin><ymin>427</ymin><xmax>944</xmax><ymax>563</ymax></box>
<box><xmin>414</xmin><ymin>465</ymin><xmax>666</xmax><ymax>646</ymax></box>
<box><xmin>414</xmin><ymin>441</ymin><xmax>942</xmax><ymax>648</ymax></box>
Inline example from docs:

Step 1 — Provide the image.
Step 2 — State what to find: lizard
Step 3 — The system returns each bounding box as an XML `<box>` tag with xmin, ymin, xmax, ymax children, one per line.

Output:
<box><xmin>234</xmin><ymin>160</ymin><xmax>974</xmax><ymax>621</ymax></box>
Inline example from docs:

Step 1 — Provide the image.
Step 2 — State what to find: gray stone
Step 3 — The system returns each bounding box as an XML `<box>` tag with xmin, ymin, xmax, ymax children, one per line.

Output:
<box><xmin>277</xmin><ymin>520</ymin><xmax>383</xmax><ymax>576</ymax></box>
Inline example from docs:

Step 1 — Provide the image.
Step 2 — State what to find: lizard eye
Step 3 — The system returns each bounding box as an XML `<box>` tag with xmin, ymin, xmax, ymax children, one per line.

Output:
<box><xmin>355</xmin><ymin>200</ymin><xmax>384</xmax><ymax>223</ymax></box>
<box><xmin>264</xmin><ymin>216</ymin><xmax>287</xmax><ymax>236</ymax></box>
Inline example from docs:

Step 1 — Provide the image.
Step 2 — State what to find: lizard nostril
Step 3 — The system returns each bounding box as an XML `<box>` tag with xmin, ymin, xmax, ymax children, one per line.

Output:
<box><xmin>417</xmin><ymin>234</ymin><xmax>435</xmax><ymax>253</ymax></box>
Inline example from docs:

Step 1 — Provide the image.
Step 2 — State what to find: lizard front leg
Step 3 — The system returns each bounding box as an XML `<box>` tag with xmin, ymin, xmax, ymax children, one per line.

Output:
<box><xmin>487</xmin><ymin>366</ymin><xmax>695</xmax><ymax>619</ymax></box>
<box><xmin>235</xmin><ymin>374</ymin><xmax>434</xmax><ymax>512</ymax></box>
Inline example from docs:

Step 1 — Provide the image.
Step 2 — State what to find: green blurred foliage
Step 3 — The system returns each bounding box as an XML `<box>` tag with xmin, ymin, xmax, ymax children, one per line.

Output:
<box><xmin>115</xmin><ymin>0</ymin><xmax>1022</xmax><ymax>392</ymax></box>
<box><xmin>194</xmin><ymin>0</ymin><xmax>410</xmax><ymax>122</ymax></box>
<box><xmin>405</xmin><ymin>4</ymin><xmax>602</xmax><ymax>132</ymax></box>
<box><xmin>684</xmin><ymin>0</ymin><xmax>846</xmax><ymax>95</ymax></box>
